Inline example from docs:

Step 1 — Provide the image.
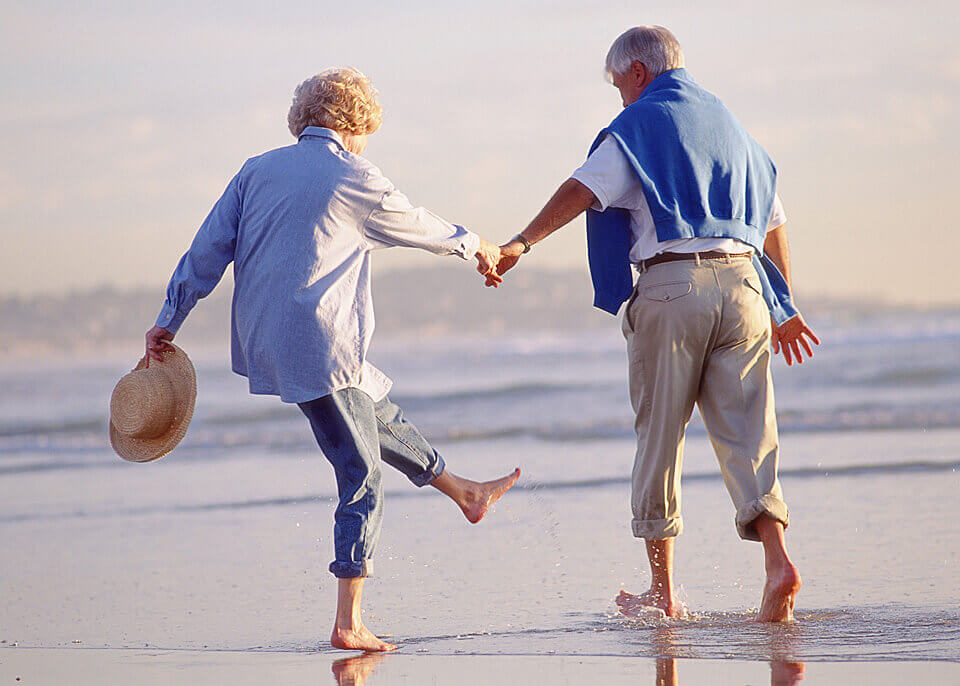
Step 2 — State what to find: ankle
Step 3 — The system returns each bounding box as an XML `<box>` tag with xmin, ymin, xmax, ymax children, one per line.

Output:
<box><xmin>335</xmin><ymin>615</ymin><xmax>363</xmax><ymax>632</ymax></box>
<box><xmin>648</xmin><ymin>584</ymin><xmax>674</xmax><ymax>603</ymax></box>
<box><xmin>765</xmin><ymin>553</ymin><xmax>793</xmax><ymax>574</ymax></box>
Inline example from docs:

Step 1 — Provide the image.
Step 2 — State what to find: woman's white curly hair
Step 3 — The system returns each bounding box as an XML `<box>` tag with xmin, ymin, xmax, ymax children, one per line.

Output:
<box><xmin>287</xmin><ymin>67</ymin><xmax>383</xmax><ymax>138</ymax></box>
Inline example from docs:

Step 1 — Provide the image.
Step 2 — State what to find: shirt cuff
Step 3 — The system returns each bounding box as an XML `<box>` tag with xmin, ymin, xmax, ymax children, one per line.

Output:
<box><xmin>155</xmin><ymin>302</ymin><xmax>189</xmax><ymax>334</ymax></box>
<box><xmin>570</xmin><ymin>172</ymin><xmax>609</xmax><ymax>212</ymax></box>
<box><xmin>456</xmin><ymin>227</ymin><xmax>481</xmax><ymax>260</ymax></box>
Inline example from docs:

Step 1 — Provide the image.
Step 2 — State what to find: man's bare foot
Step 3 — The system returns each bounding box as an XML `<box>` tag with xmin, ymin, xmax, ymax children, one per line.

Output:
<box><xmin>459</xmin><ymin>468</ymin><xmax>521</xmax><ymax>524</ymax></box>
<box><xmin>757</xmin><ymin>562</ymin><xmax>802</xmax><ymax>622</ymax></box>
<box><xmin>616</xmin><ymin>588</ymin><xmax>685</xmax><ymax>619</ymax></box>
<box><xmin>331</xmin><ymin>623</ymin><xmax>398</xmax><ymax>652</ymax></box>
<box><xmin>332</xmin><ymin>652</ymin><xmax>387</xmax><ymax>685</ymax></box>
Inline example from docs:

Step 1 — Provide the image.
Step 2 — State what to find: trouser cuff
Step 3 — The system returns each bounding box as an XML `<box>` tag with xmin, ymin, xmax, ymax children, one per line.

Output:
<box><xmin>410</xmin><ymin>454</ymin><xmax>446</xmax><ymax>488</ymax></box>
<box><xmin>736</xmin><ymin>494</ymin><xmax>789</xmax><ymax>542</ymax></box>
<box><xmin>631</xmin><ymin>517</ymin><xmax>683</xmax><ymax>539</ymax></box>
<box><xmin>330</xmin><ymin>558</ymin><xmax>374</xmax><ymax>579</ymax></box>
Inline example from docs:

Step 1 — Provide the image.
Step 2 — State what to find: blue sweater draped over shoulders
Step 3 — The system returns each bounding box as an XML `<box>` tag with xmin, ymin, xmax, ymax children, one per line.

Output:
<box><xmin>584</xmin><ymin>68</ymin><xmax>798</xmax><ymax>324</ymax></box>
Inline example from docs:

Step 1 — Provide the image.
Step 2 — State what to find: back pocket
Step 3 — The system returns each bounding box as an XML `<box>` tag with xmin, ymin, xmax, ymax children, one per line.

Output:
<box><xmin>642</xmin><ymin>281</ymin><xmax>693</xmax><ymax>303</ymax></box>
<box><xmin>743</xmin><ymin>276</ymin><xmax>763</xmax><ymax>296</ymax></box>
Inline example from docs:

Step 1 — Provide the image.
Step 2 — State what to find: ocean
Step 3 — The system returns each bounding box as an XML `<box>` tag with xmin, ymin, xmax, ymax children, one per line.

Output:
<box><xmin>1</xmin><ymin>290</ymin><xmax>959</xmax><ymax>676</ymax></box>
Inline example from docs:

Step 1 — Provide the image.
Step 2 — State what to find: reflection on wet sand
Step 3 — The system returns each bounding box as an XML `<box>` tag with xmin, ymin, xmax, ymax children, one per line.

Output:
<box><xmin>327</xmin><ymin>650</ymin><xmax>804</xmax><ymax>686</ymax></box>
<box><xmin>656</xmin><ymin>656</ymin><xmax>678</xmax><ymax>686</ymax></box>
<box><xmin>770</xmin><ymin>661</ymin><xmax>806</xmax><ymax>685</ymax></box>
<box><xmin>331</xmin><ymin>652</ymin><xmax>386</xmax><ymax>686</ymax></box>
<box><xmin>654</xmin><ymin>657</ymin><xmax>804</xmax><ymax>685</ymax></box>
<box><xmin>650</xmin><ymin>622</ymin><xmax>805</xmax><ymax>685</ymax></box>
<box><xmin>327</xmin><ymin>623</ymin><xmax>806</xmax><ymax>686</ymax></box>
<box><xmin>328</xmin><ymin>651</ymin><xmax>805</xmax><ymax>686</ymax></box>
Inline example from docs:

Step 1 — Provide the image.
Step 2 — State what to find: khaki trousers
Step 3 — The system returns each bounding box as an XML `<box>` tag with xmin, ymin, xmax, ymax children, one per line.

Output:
<box><xmin>622</xmin><ymin>255</ymin><xmax>788</xmax><ymax>542</ymax></box>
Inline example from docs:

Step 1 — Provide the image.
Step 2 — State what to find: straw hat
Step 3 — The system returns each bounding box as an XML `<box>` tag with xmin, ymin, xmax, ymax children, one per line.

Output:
<box><xmin>109</xmin><ymin>343</ymin><xmax>197</xmax><ymax>462</ymax></box>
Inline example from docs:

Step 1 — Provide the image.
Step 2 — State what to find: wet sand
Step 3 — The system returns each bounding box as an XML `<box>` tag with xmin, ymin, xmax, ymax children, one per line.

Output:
<box><xmin>1</xmin><ymin>649</ymin><xmax>958</xmax><ymax>685</ymax></box>
<box><xmin>2</xmin><ymin>429</ymin><xmax>959</xmax><ymax>681</ymax></box>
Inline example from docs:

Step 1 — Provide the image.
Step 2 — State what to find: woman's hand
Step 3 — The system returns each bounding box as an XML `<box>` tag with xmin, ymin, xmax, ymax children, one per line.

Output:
<box><xmin>475</xmin><ymin>239</ymin><xmax>503</xmax><ymax>287</ymax></box>
<box><xmin>488</xmin><ymin>239</ymin><xmax>526</xmax><ymax>280</ymax></box>
<box><xmin>144</xmin><ymin>326</ymin><xmax>175</xmax><ymax>366</ymax></box>
<box><xmin>771</xmin><ymin>314</ymin><xmax>820</xmax><ymax>366</ymax></box>
<box><xmin>480</xmin><ymin>239</ymin><xmax>525</xmax><ymax>287</ymax></box>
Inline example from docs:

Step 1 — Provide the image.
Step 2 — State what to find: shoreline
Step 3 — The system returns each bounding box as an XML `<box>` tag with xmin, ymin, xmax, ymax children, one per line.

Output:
<box><xmin>2</xmin><ymin>648</ymin><xmax>958</xmax><ymax>685</ymax></box>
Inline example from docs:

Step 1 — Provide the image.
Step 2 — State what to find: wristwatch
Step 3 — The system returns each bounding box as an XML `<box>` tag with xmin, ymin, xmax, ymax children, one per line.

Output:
<box><xmin>514</xmin><ymin>234</ymin><xmax>532</xmax><ymax>254</ymax></box>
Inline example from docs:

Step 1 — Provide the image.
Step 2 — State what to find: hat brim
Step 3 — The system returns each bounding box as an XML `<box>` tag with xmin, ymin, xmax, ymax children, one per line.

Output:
<box><xmin>110</xmin><ymin>344</ymin><xmax>197</xmax><ymax>463</ymax></box>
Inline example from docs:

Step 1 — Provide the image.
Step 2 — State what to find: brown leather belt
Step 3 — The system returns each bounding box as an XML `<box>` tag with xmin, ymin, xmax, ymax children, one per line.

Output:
<box><xmin>638</xmin><ymin>250</ymin><xmax>753</xmax><ymax>272</ymax></box>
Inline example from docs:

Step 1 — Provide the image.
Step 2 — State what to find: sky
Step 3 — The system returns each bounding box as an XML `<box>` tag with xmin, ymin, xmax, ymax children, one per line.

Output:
<box><xmin>2</xmin><ymin>0</ymin><xmax>959</xmax><ymax>304</ymax></box>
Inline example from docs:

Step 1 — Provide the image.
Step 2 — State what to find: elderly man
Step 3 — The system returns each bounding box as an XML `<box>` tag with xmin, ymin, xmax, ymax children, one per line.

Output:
<box><xmin>493</xmin><ymin>27</ymin><xmax>818</xmax><ymax>621</ymax></box>
<box><xmin>144</xmin><ymin>68</ymin><xmax>520</xmax><ymax>652</ymax></box>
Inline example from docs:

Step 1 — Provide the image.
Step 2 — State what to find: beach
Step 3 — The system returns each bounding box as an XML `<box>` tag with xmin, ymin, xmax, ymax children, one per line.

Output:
<box><xmin>3</xmin><ymin>651</ymin><xmax>959</xmax><ymax>685</ymax></box>
<box><xmin>2</xmin><ymin>302</ymin><xmax>960</xmax><ymax>682</ymax></box>
<box><xmin>4</xmin><ymin>0</ymin><xmax>960</xmax><ymax>680</ymax></box>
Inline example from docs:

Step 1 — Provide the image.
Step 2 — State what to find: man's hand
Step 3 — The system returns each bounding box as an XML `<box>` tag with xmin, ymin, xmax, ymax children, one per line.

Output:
<box><xmin>484</xmin><ymin>239</ymin><xmax>525</xmax><ymax>287</ymax></box>
<box><xmin>475</xmin><ymin>239</ymin><xmax>503</xmax><ymax>287</ymax></box>
<box><xmin>145</xmin><ymin>326</ymin><xmax>175</xmax><ymax>366</ymax></box>
<box><xmin>771</xmin><ymin>314</ymin><xmax>820</xmax><ymax>366</ymax></box>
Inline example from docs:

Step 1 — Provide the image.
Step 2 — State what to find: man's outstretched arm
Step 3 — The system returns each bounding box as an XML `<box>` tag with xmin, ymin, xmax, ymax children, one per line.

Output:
<box><xmin>490</xmin><ymin>179</ymin><xmax>597</xmax><ymax>283</ymax></box>
<box><xmin>763</xmin><ymin>224</ymin><xmax>820</xmax><ymax>366</ymax></box>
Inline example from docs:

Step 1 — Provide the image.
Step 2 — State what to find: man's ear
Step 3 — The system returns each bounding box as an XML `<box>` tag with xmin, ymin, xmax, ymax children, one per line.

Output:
<box><xmin>630</xmin><ymin>60</ymin><xmax>647</xmax><ymax>84</ymax></box>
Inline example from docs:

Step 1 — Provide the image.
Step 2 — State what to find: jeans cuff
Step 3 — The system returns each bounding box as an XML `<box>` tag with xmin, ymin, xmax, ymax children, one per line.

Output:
<box><xmin>736</xmin><ymin>494</ymin><xmax>789</xmax><ymax>542</ymax></box>
<box><xmin>410</xmin><ymin>454</ymin><xmax>446</xmax><ymax>488</ymax></box>
<box><xmin>631</xmin><ymin>516</ymin><xmax>683</xmax><ymax>539</ymax></box>
<box><xmin>329</xmin><ymin>558</ymin><xmax>374</xmax><ymax>579</ymax></box>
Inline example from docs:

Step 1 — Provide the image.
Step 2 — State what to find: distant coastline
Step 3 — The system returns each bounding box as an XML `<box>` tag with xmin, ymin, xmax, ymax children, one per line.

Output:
<box><xmin>2</xmin><ymin>266</ymin><xmax>958</xmax><ymax>361</ymax></box>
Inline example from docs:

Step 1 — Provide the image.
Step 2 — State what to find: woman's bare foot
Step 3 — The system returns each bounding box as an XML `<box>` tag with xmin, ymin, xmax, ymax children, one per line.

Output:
<box><xmin>458</xmin><ymin>468</ymin><xmax>521</xmax><ymax>523</ymax></box>
<box><xmin>331</xmin><ymin>623</ymin><xmax>398</xmax><ymax>652</ymax></box>
<box><xmin>616</xmin><ymin>588</ymin><xmax>685</xmax><ymax>619</ymax></box>
<box><xmin>757</xmin><ymin>562</ymin><xmax>802</xmax><ymax>622</ymax></box>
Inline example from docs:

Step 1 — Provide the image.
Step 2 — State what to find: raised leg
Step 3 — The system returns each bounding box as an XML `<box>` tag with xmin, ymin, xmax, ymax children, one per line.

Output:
<box><xmin>373</xmin><ymin>397</ymin><xmax>447</xmax><ymax>487</ymax></box>
<box><xmin>371</xmin><ymin>395</ymin><xmax>520</xmax><ymax>522</ymax></box>
<box><xmin>431</xmin><ymin>468</ymin><xmax>521</xmax><ymax>524</ymax></box>
<box><xmin>330</xmin><ymin>578</ymin><xmax>398</xmax><ymax>653</ymax></box>
<box><xmin>754</xmin><ymin>514</ymin><xmax>801</xmax><ymax>622</ymax></box>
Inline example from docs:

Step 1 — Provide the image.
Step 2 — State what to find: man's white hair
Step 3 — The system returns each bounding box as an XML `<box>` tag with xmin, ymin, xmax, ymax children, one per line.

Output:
<box><xmin>604</xmin><ymin>26</ymin><xmax>685</xmax><ymax>80</ymax></box>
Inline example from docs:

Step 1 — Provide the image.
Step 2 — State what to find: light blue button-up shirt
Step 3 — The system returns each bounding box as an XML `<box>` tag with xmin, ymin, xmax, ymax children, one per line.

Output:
<box><xmin>155</xmin><ymin>127</ymin><xmax>479</xmax><ymax>403</ymax></box>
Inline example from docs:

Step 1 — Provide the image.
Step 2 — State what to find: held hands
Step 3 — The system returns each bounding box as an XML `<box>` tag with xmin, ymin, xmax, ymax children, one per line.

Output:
<box><xmin>475</xmin><ymin>239</ymin><xmax>503</xmax><ymax>287</ymax></box>
<box><xmin>771</xmin><ymin>314</ymin><xmax>820</xmax><ymax>366</ymax></box>
<box><xmin>480</xmin><ymin>238</ymin><xmax>526</xmax><ymax>287</ymax></box>
<box><xmin>144</xmin><ymin>326</ymin><xmax>175</xmax><ymax>366</ymax></box>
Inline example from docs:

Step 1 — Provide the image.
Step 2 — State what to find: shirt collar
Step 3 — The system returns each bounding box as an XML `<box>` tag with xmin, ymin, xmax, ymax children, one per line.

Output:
<box><xmin>643</xmin><ymin>67</ymin><xmax>692</xmax><ymax>95</ymax></box>
<box><xmin>298</xmin><ymin>126</ymin><xmax>345</xmax><ymax>148</ymax></box>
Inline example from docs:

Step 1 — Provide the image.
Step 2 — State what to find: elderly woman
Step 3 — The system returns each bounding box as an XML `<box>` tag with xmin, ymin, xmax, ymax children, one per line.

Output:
<box><xmin>144</xmin><ymin>68</ymin><xmax>520</xmax><ymax>652</ymax></box>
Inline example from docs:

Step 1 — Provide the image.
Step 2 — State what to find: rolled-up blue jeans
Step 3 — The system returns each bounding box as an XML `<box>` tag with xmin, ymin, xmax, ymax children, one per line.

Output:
<box><xmin>298</xmin><ymin>388</ymin><xmax>446</xmax><ymax>578</ymax></box>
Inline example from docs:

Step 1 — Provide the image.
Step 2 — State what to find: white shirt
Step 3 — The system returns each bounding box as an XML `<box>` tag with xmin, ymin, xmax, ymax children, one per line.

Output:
<box><xmin>156</xmin><ymin>127</ymin><xmax>479</xmax><ymax>404</ymax></box>
<box><xmin>572</xmin><ymin>135</ymin><xmax>787</xmax><ymax>264</ymax></box>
